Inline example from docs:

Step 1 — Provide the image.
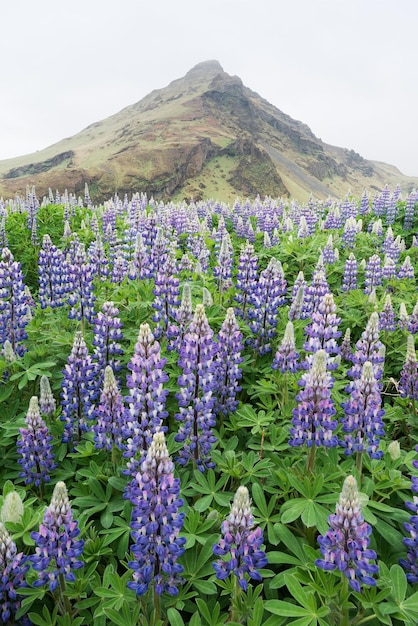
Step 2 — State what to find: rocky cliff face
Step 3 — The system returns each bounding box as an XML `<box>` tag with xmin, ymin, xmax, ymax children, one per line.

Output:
<box><xmin>0</xmin><ymin>60</ymin><xmax>417</xmax><ymax>202</ymax></box>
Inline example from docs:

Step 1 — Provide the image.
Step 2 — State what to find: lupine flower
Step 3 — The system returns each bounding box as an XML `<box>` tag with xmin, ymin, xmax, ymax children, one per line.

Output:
<box><xmin>38</xmin><ymin>234</ymin><xmax>67</xmax><ymax>308</ymax></box>
<box><xmin>60</xmin><ymin>332</ymin><xmax>96</xmax><ymax>443</ymax></box>
<box><xmin>316</xmin><ymin>475</ymin><xmax>378</xmax><ymax>592</ymax></box>
<box><xmin>39</xmin><ymin>375</ymin><xmax>56</xmax><ymax>417</ymax></box>
<box><xmin>408</xmin><ymin>301</ymin><xmax>418</xmax><ymax>334</ymax></box>
<box><xmin>340</xmin><ymin>328</ymin><xmax>352</xmax><ymax>362</ymax></box>
<box><xmin>235</xmin><ymin>242</ymin><xmax>259</xmax><ymax>318</ymax></box>
<box><xmin>124</xmin><ymin>323</ymin><xmax>169</xmax><ymax>469</ymax></box>
<box><xmin>291</xmin><ymin>271</ymin><xmax>307</xmax><ymax>299</ymax></box>
<box><xmin>399</xmin><ymin>336</ymin><xmax>418</xmax><ymax>401</ymax></box>
<box><xmin>400</xmin><ymin>446</ymin><xmax>418</xmax><ymax>582</ymax></box>
<box><xmin>93</xmin><ymin>366</ymin><xmax>126</xmax><ymax>451</ymax></box>
<box><xmin>398</xmin><ymin>256</ymin><xmax>415</xmax><ymax>280</ymax></box>
<box><xmin>303</xmin><ymin>292</ymin><xmax>341</xmax><ymax>369</ymax></box>
<box><xmin>364</xmin><ymin>254</ymin><xmax>383</xmax><ymax>294</ymax></box>
<box><xmin>167</xmin><ymin>283</ymin><xmax>193</xmax><ymax>352</ymax></box>
<box><xmin>213</xmin><ymin>235</ymin><xmax>233</xmax><ymax>292</ymax></box>
<box><xmin>91</xmin><ymin>301</ymin><xmax>124</xmax><ymax>397</ymax></box>
<box><xmin>302</xmin><ymin>268</ymin><xmax>329</xmax><ymax>319</ymax></box>
<box><xmin>213</xmin><ymin>486</ymin><xmax>267</xmax><ymax>591</ymax></box>
<box><xmin>398</xmin><ymin>302</ymin><xmax>409</xmax><ymax>332</ymax></box>
<box><xmin>289</xmin><ymin>350</ymin><xmax>338</xmax><ymax>448</ymax></box>
<box><xmin>0</xmin><ymin>247</ymin><xmax>29</xmax><ymax>357</ymax></box>
<box><xmin>175</xmin><ymin>304</ymin><xmax>217</xmax><ymax>470</ymax></box>
<box><xmin>347</xmin><ymin>312</ymin><xmax>385</xmax><ymax>383</ymax></box>
<box><xmin>379</xmin><ymin>294</ymin><xmax>396</xmax><ymax>332</ymax></box>
<box><xmin>67</xmin><ymin>242</ymin><xmax>96</xmax><ymax>325</ymax></box>
<box><xmin>288</xmin><ymin>285</ymin><xmax>305</xmax><ymax>322</ymax></box>
<box><xmin>340</xmin><ymin>361</ymin><xmax>385</xmax><ymax>459</ymax></box>
<box><xmin>0</xmin><ymin>491</ymin><xmax>24</xmax><ymax>524</ymax></box>
<box><xmin>272</xmin><ymin>321</ymin><xmax>300</xmax><ymax>373</ymax></box>
<box><xmin>214</xmin><ymin>308</ymin><xmax>244</xmax><ymax>415</ymax></box>
<box><xmin>17</xmin><ymin>396</ymin><xmax>57</xmax><ymax>487</ymax></box>
<box><xmin>152</xmin><ymin>253</ymin><xmax>180</xmax><ymax>338</ymax></box>
<box><xmin>247</xmin><ymin>258</ymin><xmax>287</xmax><ymax>354</ymax></box>
<box><xmin>127</xmin><ymin>432</ymin><xmax>185</xmax><ymax>597</ymax></box>
<box><xmin>342</xmin><ymin>253</ymin><xmax>358</xmax><ymax>292</ymax></box>
<box><xmin>0</xmin><ymin>522</ymin><xmax>29</xmax><ymax>624</ymax></box>
<box><xmin>3</xmin><ymin>340</ymin><xmax>16</xmax><ymax>363</ymax></box>
<box><xmin>31</xmin><ymin>481</ymin><xmax>84</xmax><ymax>592</ymax></box>
<box><xmin>382</xmin><ymin>255</ymin><xmax>397</xmax><ymax>281</ymax></box>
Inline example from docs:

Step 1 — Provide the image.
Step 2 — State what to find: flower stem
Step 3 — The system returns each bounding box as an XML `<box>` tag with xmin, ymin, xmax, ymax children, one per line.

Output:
<box><xmin>58</xmin><ymin>573</ymin><xmax>72</xmax><ymax>617</ymax></box>
<box><xmin>340</xmin><ymin>575</ymin><xmax>350</xmax><ymax>626</ymax></box>
<box><xmin>230</xmin><ymin>576</ymin><xmax>242</xmax><ymax>623</ymax></box>
<box><xmin>307</xmin><ymin>444</ymin><xmax>316</xmax><ymax>474</ymax></box>
<box><xmin>153</xmin><ymin>587</ymin><xmax>161</xmax><ymax>623</ymax></box>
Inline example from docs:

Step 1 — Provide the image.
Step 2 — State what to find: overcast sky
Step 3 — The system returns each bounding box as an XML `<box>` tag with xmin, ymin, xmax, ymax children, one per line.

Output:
<box><xmin>1</xmin><ymin>0</ymin><xmax>417</xmax><ymax>175</ymax></box>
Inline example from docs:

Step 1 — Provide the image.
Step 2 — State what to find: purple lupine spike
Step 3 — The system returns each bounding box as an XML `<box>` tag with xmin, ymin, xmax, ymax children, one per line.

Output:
<box><xmin>0</xmin><ymin>522</ymin><xmax>29</xmax><ymax>624</ymax></box>
<box><xmin>38</xmin><ymin>234</ymin><xmax>67</xmax><ymax>309</ymax></box>
<box><xmin>60</xmin><ymin>332</ymin><xmax>96</xmax><ymax>444</ymax></box>
<box><xmin>152</xmin><ymin>253</ymin><xmax>180</xmax><ymax>338</ymax></box>
<box><xmin>91</xmin><ymin>301</ymin><xmax>124</xmax><ymax>398</ymax></box>
<box><xmin>272</xmin><ymin>321</ymin><xmax>300</xmax><ymax>373</ymax></box>
<box><xmin>340</xmin><ymin>361</ymin><xmax>385</xmax><ymax>459</ymax></box>
<box><xmin>399</xmin><ymin>336</ymin><xmax>418</xmax><ymax>401</ymax></box>
<box><xmin>382</xmin><ymin>255</ymin><xmax>397</xmax><ymax>281</ymax></box>
<box><xmin>213</xmin><ymin>485</ymin><xmax>267</xmax><ymax>592</ymax></box>
<box><xmin>398</xmin><ymin>303</ymin><xmax>409</xmax><ymax>332</ymax></box>
<box><xmin>214</xmin><ymin>308</ymin><xmax>244</xmax><ymax>415</ymax></box>
<box><xmin>123</xmin><ymin>323</ymin><xmax>169</xmax><ymax>469</ymax></box>
<box><xmin>303</xmin><ymin>292</ymin><xmax>341</xmax><ymax>369</ymax></box>
<box><xmin>111</xmin><ymin>250</ymin><xmax>128</xmax><ymax>284</ymax></box>
<box><xmin>39</xmin><ymin>375</ymin><xmax>56</xmax><ymax>417</ymax></box>
<box><xmin>17</xmin><ymin>396</ymin><xmax>57</xmax><ymax>487</ymax></box>
<box><xmin>132</xmin><ymin>232</ymin><xmax>149</xmax><ymax>279</ymax></box>
<box><xmin>234</xmin><ymin>241</ymin><xmax>259</xmax><ymax>319</ymax></box>
<box><xmin>364</xmin><ymin>254</ymin><xmax>383</xmax><ymax>294</ymax></box>
<box><xmin>88</xmin><ymin>236</ymin><xmax>110</xmax><ymax>281</ymax></box>
<box><xmin>127</xmin><ymin>432</ymin><xmax>185</xmax><ymax>597</ymax></box>
<box><xmin>167</xmin><ymin>283</ymin><xmax>194</xmax><ymax>352</ymax></box>
<box><xmin>408</xmin><ymin>301</ymin><xmax>418</xmax><ymax>335</ymax></box>
<box><xmin>31</xmin><ymin>481</ymin><xmax>84</xmax><ymax>592</ymax></box>
<box><xmin>213</xmin><ymin>235</ymin><xmax>233</xmax><ymax>293</ymax></box>
<box><xmin>403</xmin><ymin>192</ymin><xmax>417</xmax><ymax>230</ymax></box>
<box><xmin>379</xmin><ymin>294</ymin><xmax>396</xmax><ymax>332</ymax></box>
<box><xmin>93</xmin><ymin>365</ymin><xmax>126</xmax><ymax>451</ymax></box>
<box><xmin>67</xmin><ymin>242</ymin><xmax>96</xmax><ymax>325</ymax></box>
<box><xmin>0</xmin><ymin>247</ymin><xmax>29</xmax><ymax>357</ymax></box>
<box><xmin>288</xmin><ymin>285</ymin><xmax>305</xmax><ymax>322</ymax></box>
<box><xmin>315</xmin><ymin>475</ymin><xmax>378</xmax><ymax>592</ymax></box>
<box><xmin>347</xmin><ymin>312</ymin><xmax>385</xmax><ymax>383</ymax></box>
<box><xmin>291</xmin><ymin>270</ymin><xmax>307</xmax><ymax>299</ymax></box>
<box><xmin>289</xmin><ymin>350</ymin><xmax>338</xmax><ymax>448</ymax></box>
<box><xmin>342</xmin><ymin>253</ymin><xmax>358</xmax><ymax>292</ymax></box>
<box><xmin>247</xmin><ymin>258</ymin><xmax>287</xmax><ymax>355</ymax></box>
<box><xmin>340</xmin><ymin>328</ymin><xmax>352</xmax><ymax>362</ymax></box>
<box><xmin>398</xmin><ymin>256</ymin><xmax>415</xmax><ymax>280</ymax></box>
<box><xmin>174</xmin><ymin>304</ymin><xmax>217</xmax><ymax>470</ymax></box>
<box><xmin>400</xmin><ymin>445</ymin><xmax>418</xmax><ymax>582</ymax></box>
<box><xmin>359</xmin><ymin>190</ymin><xmax>370</xmax><ymax>215</ymax></box>
<box><xmin>302</xmin><ymin>268</ymin><xmax>329</xmax><ymax>319</ymax></box>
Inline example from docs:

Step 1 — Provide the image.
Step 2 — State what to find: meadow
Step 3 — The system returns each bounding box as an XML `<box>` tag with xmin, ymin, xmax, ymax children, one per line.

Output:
<box><xmin>0</xmin><ymin>184</ymin><xmax>417</xmax><ymax>625</ymax></box>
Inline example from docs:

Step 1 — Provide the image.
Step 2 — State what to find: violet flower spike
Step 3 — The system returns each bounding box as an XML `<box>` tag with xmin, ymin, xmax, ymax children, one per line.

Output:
<box><xmin>127</xmin><ymin>432</ymin><xmax>185</xmax><ymax>597</ymax></box>
<box><xmin>315</xmin><ymin>475</ymin><xmax>379</xmax><ymax>592</ymax></box>
<box><xmin>0</xmin><ymin>522</ymin><xmax>29</xmax><ymax>624</ymax></box>
<box><xmin>17</xmin><ymin>396</ymin><xmax>57</xmax><ymax>488</ymax></box>
<box><xmin>31</xmin><ymin>481</ymin><xmax>84</xmax><ymax>592</ymax></box>
<box><xmin>213</xmin><ymin>486</ymin><xmax>267</xmax><ymax>591</ymax></box>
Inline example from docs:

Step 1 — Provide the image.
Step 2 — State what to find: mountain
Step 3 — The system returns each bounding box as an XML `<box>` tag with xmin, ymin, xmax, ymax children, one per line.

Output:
<box><xmin>1</xmin><ymin>60</ymin><xmax>417</xmax><ymax>202</ymax></box>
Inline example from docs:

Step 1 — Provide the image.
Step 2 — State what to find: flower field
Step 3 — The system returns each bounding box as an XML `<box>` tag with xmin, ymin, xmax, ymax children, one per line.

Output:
<box><xmin>0</xmin><ymin>184</ymin><xmax>417</xmax><ymax>625</ymax></box>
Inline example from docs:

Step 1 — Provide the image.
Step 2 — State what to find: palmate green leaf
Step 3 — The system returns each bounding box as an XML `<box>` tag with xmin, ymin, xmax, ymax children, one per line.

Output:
<box><xmin>264</xmin><ymin>600</ymin><xmax>313</xmax><ymax>617</ymax></box>
<box><xmin>167</xmin><ymin>608</ymin><xmax>186</xmax><ymax>626</ymax></box>
<box><xmin>280</xmin><ymin>498</ymin><xmax>307</xmax><ymax>524</ymax></box>
<box><xmin>284</xmin><ymin>573</ymin><xmax>314</xmax><ymax>610</ymax></box>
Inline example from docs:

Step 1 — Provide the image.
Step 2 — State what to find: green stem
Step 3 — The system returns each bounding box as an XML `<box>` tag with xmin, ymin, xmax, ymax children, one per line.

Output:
<box><xmin>58</xmin><ymin>573</ymin><xmax>72</xmax><ymax>617</ymax></box>
<box><xmin>307</xmin><ymin>444</ymin><xmax>316</xmax><ymax>474</ymax></box>
<box><xmin>230</xmin><ymin>575</ymin><xmax>242</xmax><ymax>623</ymax></box>
<box><xmin>356</xmin><ymin>451</ymin><xmax>363</xmax><ymax>485</ymax></box>
<box><xmin>340</xmin><ymin>575</ymin><xmax>350</xmax><ymax>626</ymax></box>
<box><xmin>154</xmin><ymin>587</ymin><xmax>161</xmax><ymax>623</ymax></box>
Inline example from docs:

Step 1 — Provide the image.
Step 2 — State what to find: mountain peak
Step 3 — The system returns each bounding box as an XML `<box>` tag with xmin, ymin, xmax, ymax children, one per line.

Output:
<box><xmin>185</xmin><ymin>60</ymin><xmax>224</xmax><ymax>77</ymax></box>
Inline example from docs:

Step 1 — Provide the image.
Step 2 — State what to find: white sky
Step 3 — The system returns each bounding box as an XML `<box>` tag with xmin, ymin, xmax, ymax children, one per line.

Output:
<box><xmin>1</xmin><ymin>0</ymin><xmax>417</xmax><ymax>175</ymax></box>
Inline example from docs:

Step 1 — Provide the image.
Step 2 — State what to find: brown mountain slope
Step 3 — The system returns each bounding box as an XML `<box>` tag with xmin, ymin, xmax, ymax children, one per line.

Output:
<box><xmin>1</xmin><ymin>60</ymin><xmax>417</xmax><ymax>202</ymax></box>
